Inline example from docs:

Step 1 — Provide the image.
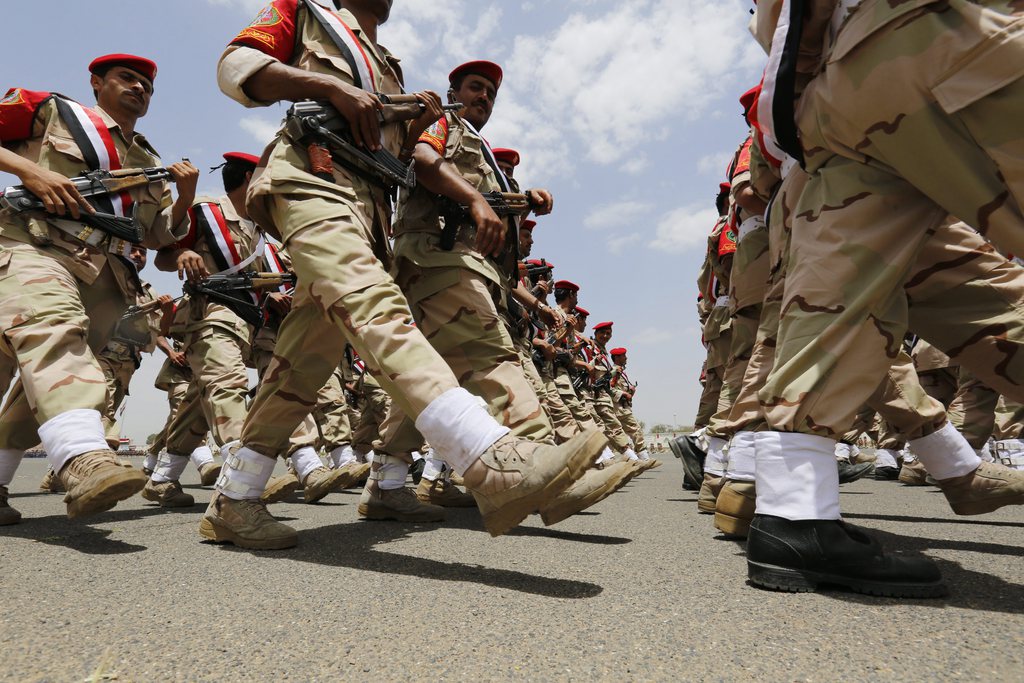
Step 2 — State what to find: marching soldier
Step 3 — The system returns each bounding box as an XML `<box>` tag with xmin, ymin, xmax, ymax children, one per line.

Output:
<box><xmin>0</xmin><ymin>54</ymin><xmax>198</xmax><ymax>524</ymax></box>
<box><xmin>609</xmin><ymin>348</ymin><xmax>649</xmax><ymax>459</ymax></box>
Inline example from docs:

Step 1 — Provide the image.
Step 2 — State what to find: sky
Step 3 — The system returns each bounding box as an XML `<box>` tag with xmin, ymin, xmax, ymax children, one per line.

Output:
<box><xmin>1</xmin><ymin>0</ymin><xmax>765</xmax><ymax>443</ymax></box>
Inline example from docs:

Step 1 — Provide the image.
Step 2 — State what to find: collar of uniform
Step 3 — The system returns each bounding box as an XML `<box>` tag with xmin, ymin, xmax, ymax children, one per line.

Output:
<box><xmin>333</xmin><ymin>7</ymin><xmax>390</xmax><ymax>72</ymax></box>
<box><xmin>218</xmin><ymin>195</ymin><xmax>242</xmax><ymax>224</ymax></box>
<box><xmin>93</xmin><ymin>103</ymin><xmax>157</xmax><ymax>154</ymax></box>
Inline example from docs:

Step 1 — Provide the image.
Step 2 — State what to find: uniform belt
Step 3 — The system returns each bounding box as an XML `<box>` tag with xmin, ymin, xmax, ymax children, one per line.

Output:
<box><xmin>714</xmin><ymin>295</ymin><xmax>730</xmax><ymax>308</ymax></box>
<box><xmin>50</xmin><ymin>218</ymin><xmax>131</xmax><ymax>256</ymax></box>
<box><xmin>737</xmin><ymin>216</ymin><xmax>766</xmax><ymax>241</ymax></box>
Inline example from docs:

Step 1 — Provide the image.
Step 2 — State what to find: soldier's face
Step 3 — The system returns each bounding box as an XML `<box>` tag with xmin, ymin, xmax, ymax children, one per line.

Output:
<box><xmin>343</xmin><ymin>0</ymin><xmax>392</xmax><ymax>22</ymax></box>
<box><xmin>497</xmin><ymin>160</ymin><xmax>515</xmax><ymax>178</ymax></box>
<box><xmin>454</xmin><ymin>75</ymin><xmax>497</xmax><ymax>128</ymax></box>
<box><xmin>129</xmin><ymin>246</ymin><xmax>148</xmax><ymax>271</ymax></box>
<box><xmin>575</xmin><ymin>317</ymin><xmax>586</xmax><ymax>332</ymax></box>
<box><xmin>93</xmin><ymin>67</ymin><xmax>152</xmax><ymax>118</ymax></box>
<box><xmin>614</xmin><ymin>356</ymin><xmax>626</xmax><ymax>368</ymax></box>
<box><xmin>595</xmin><ymin>329</ymin><xmax>612</xmax><ymax>345</ymax></box>
<box><xmin>519</xmin><ymin>227</ymin><xmax>533</xmax><ymax>255</ymax></box>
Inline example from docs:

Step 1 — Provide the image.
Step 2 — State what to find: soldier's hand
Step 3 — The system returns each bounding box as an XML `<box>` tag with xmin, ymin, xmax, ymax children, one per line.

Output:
<box><xmin>168</xmin><ymin>349</ymin><xmax>187</xmax><ymax>367</ymax></box>
<box><xmin>168</xmin><ymin>161</ymin><xmax>200</xmax><ymax>205</ymax></box>
<box><xmin>329</xmin><ymin>82</ymin><xmax>383</xmax><ymax>151</ymax></box>
<box><xmin>526</xmin><ymin>188</ymin><xmax>554</xmax><ymax>216</ymax></box>
<box><xmin>157</xmin><ymin>294</ymin><xmax>176</xmax><ymax>314</ymax></box>
<box><xmin>534</xmin><ymin>280</ymin><xmax>551</xmax><ymax>296</ymax></box>
<box><xmin>175</xmin><ymin>249</ymin><xmax>208</xmax><ymax>282</ymax></box>
<box><xmin>469</xmin><ymin>196</ymin><xmax>505</xmax><ymax>256</ymax></box>
<box><xmin>18</xmin><ymin>165</ymin><xmax>94</xmax><ymax>219</ymax></box>
<box><xmin>409</xmin><ymin>90</ymin><xmax>445</xmax><ymax>138</ymax></box>
<box><xmin>266</xmin><ymin>292</ymin><xmax>292</xmax><ymax>317</ymax></box>
<box><xmin>537</xmin><ymin>304</ymin><xmax>560</xmax><ymax>328</ymax></box>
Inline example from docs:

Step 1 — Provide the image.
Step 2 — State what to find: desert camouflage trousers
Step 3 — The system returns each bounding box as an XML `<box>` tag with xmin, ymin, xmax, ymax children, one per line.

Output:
<box><xmin>353</xmin><ymin>381</ymin><xmax>389</xmax><ymax>454</ymax></box>
<box><xmin>947</xmin><ymin>368</ymin><xmax>1000</xmax><ymax>449</ymax></box>
<box><xmin>694</xmin><ymin>346</ymin><xmax>728</xmax><ymax>429</ymax></box>
<box><xmin>378</xmin><ymin>261</ymin><xmax>553</xmax><ymax>455</ymax></box>
<box><xmin>995</xmin><ymin>396</ymin><xmax>1024</xmax><ymax>440</ymax></box>
<box><xmin>0</xmin><ymin>239</ymin><xmax>129</xmax><ymax>450</ymax></box>
<box><xmin>552</xmin><ymin>368</ymin><xmax>598</xmax><ymax>433</ymax></box>
<box><xmin>149</xmin><ymin>360</ymin><xmax>192</xmax><ymax>455</ymax></box>
<box><xmin>614</xmin><ymin>401</ymin><xmax>646</xmax><ymax>452</ymax></box>
<box><xmin>589</xmin><ymin>388</ymin><xmax>631</xmax><ymax>453</ymax></box>
<box><xmin>98</xmin><ymin>353</ymin><xmax>137</xmax><ymax>449</ymax></box>
<box><xmin>514</xmin><ymin>335</ymin><xmax>578</xmax><ymax>443</ymax></box>
<box><xmin>762</xmin><ymin>0</ymin><xmax>1024</xmax><ymax>437</ymax></box>
<box><xmin>250</xmin><ymin>345</ymin><xmax>326</xmax><ymax>455</ymax></box>
<box><xmin>241</xmin><ymin>194</ymin><xmax>459</xmax><ymax>459</ymax></box>
<box><xmin>310</xmin><ymin>363</ymin><xmax>353</xmax><ymax>451</ymax></box>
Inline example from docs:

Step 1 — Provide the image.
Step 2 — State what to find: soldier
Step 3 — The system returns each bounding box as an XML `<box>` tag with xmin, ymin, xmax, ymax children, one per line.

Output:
<box><xmin>609</xmin><ymin>348</ymin><xmax>648</xmax><ymax>458</ymax></box>
<box><xmin>588</xmin><ymin>322</ymin><xmax>642</xmax><ymax>462</ymax></box>
<box><xmin>0</xmin><ymin>54</ymin><xmax>198</xmax><ymax>525</ymax></box>
<box><xmin>210</xmin><ymin>0</ymin><xmax>606</xmax><ymax>548</ymax></box>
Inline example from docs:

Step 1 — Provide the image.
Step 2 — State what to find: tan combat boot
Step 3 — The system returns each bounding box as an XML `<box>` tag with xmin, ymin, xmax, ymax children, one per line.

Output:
<box><xmin>462</xmin><ymin>428</ymin><xmax>607</xmax><ymax>537</ymax></box>
<box><xmin>198</xmin><ymin>462</ymin><xmax>222</xmax><ymax>487</ymax></box>
<box><xmin>358</xmin><ymin>486</ymin><xmax>446</xmax><ymax>522</ymax></box>
<box><xmin>539</xmin><ymin>460</ymin><xmax>637</xmax><ymax>526</ymax></box>
<box><xmin>141</xmin><ymin>480</ymin><xmax>195</xmax><ymax>508</ymax></box>
<box><xmin>301</xmin><ymin>466</ymin><xmax>349</xmax><ymax>504</ymax></box>
<box><xmin>334</xmin><ymin>461</ymin><xmax>371</xmax><ymax>489</ymax></box>
<box><xmin>937</xmin><ymin>462</ymin><xmax>1024</xmax><ymax>515</ymax></box>
<box><xmin>260</xmin><ymin>471</ymin><xmax>300</xmax><ymax>504</ymax></box>
<box><xmin>39</xmin><ymin>468</ymin><xmax>63</xmax><ymax>493</ymax></box>
<box><xmin>898</xmin><ymin>459</ymin><xmax>929</xmax><ymax>486</ymax></box>
<box><xmin>714</xmin><ymin>479</ymin><xmax>756</xmax><ymax>537</ymax></box>
<box><xmin>697</xmin><ymin>472</ymin><xmax>724</xmax><ymax>514</ymax></box>
<box><xmin>415</xmin><ymin>477</ymin><xmax>477</xmax><ymax>508</ymax></box>
<box><xmin>58</xmin><ymin>450</ymin><xmax>148</xmax><ymax>519</ymax></box>
<box><xmin>199</xmin><ymin>492</ymin><xmax>297</xmax><ymax>549</ymax></box>
<box><xmin>0</xmin><ymin>485</ymin><xmax>21</xmax><ymax>526</ymax></box>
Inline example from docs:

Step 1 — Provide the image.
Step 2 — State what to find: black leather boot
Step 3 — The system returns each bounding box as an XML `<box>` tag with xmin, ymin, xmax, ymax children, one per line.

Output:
<box><xmin>747</xmin><ymin>514</ymin><xmax>946</xmax><ymax>598</ymax></box>
<box><xmin>669</xmin><ymin>435</ymin><xmax>705</xmax><ymax>490</ymax></box>
<box><xmin>837</xmin><ymin>460</ymin><xmax>874</xmax><ymax>484</ymax></box>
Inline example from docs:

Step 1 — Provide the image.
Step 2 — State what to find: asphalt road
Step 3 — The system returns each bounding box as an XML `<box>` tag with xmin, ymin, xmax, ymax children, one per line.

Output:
<box><xmin>2</xmin><ymin>456</ymin><xmax>1023</xmax><ymax>682</ymax></box>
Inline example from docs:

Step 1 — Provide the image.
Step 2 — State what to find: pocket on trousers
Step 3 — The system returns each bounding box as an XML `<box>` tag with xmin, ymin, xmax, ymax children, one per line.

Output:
<box><xmin>932</xmin><ymin>19</ymin><xmax>1024</xmax><ymax>114</ymax></box>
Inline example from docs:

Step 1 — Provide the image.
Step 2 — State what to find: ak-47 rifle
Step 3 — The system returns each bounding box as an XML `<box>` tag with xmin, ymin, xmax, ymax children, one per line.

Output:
<box><xmin>438</xmin><ymin>191</ymin><xmax>536</xmax><ymax>252</ymax></box>
<box><xmin>119</xmin><ymin>295</ymin><xmax>184</xmax><ymax>322</ymax></box>
<box><xmin>0</xmin><ymin>167</ymin><xmax>173</xmax><ymax>244</ymax></box>
<box><xmin>520</xmin><ymin>258</ymin><xmax>553</xmax><ymax>284</ymax></box>
<box><xmin>184</xmin><ymin>272</ymin><xmax>297</xmax><ymax>330</ymax></box>
<box><xmin>285</xmin><ymin>99</ymin><xmax>462</xmax><ymax>191</ymax></box>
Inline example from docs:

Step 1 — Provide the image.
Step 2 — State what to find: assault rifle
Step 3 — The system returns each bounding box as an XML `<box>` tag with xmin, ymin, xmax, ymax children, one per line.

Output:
<box><xmin>184</xmin><ymin>272</ymin><xmax>296</xmax><ymax>330</ymax></box>
<box><xmin>0</xmin><ymin>167</ymin><xmax>173</xmax><ymax>244</ymax></box>
<box><xmin>286</xmin><ymin>99</ymin><xmax>460</xmax><ymax>191</ymax></box>
<box><xmin>119</xmin><ymin>295</ymin><xmax>183</xmax><ymax>322</ymax></box>
<box><xmin>438</xmin><ymin>191</ymin><xmax>536</xmax><ymax>251</ymax></box>
<box><xmin>519</xmin><ymin>258</ymin><xmax>553</xmax><ymax>284</ymax></box>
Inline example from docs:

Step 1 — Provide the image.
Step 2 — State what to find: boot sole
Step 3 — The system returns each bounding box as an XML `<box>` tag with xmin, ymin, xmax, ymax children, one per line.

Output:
<box><xmin>199</xmin><ymin>464</ymin><xmax>223</xmax><ymax>487</ymax></box>
<box><xmin>714</xmin><ymin>510</ymin><xmax>752</xmax><ymax>538</ymax></box>
<box><xmin>898</xmin><ymin>476</ymin><xmax>928</xmax><ymax>486</ymax></box>
<box><xmin>540</xmin><ymin>465</ymin><xmax>635</xmax><ymax>526</ymax></box>
<box><xmin>0</xmin><ymin>511</ymin><xmax>21</xmax><ymax>526</ymax></box>
<box><xmin>949</xmin><ymin>492</ymin><xmax>1024</xmax><ymax>516</ymax></box>
<box><xmin>65</xmin><ymin>470</ymin><xmax>147</xmax><ymax>519</ymax></box>
<box><xmin>304</xmin><ymin>472</ymin><xmax>350</xmax><ymax>504</ymax></box>
<box><xmin>140</xmin><ymin>486</ymin><xmax>195</xmax><ymax>508</ymax></box>
<box><xmin>198</xmin><ymin>517</ymin><xmax>297</xmax><ymax>550</ymax></box>
<box><xmin>356</xmin><ymin>503</ymin><xmax>446</xmax><ymax>522</ymax></box>
<box><xmin>481</xmin><ymin>429</ymin><xmax>607</xmax><ymax>537</ymax></box>
<box><xmin>748</xmin><ymin>560</ymin><xmax>947</xmax><ymax>598</ymax></box>
<box><xmin>260</xmin><ymin>480</ymin><xmax>300</xmax><ymax>505</ymax></box>
<box><xmin>697</xmin><ymin>501</ymin><xmax>717</xmax><ymax>514</ymax></box>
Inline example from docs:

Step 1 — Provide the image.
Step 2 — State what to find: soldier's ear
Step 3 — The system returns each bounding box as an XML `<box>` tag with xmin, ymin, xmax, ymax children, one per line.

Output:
<box><xmin>90</xmin><ymin>73</ymin><xmax>104</xmax><ymax>101</ymax></box>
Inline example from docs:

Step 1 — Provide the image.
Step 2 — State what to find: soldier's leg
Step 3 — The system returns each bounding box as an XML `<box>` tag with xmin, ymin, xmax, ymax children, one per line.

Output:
<box><xmin>592</xmin><ymin>389</ymin><xmax>632</xmax><ymax>456</ymax></box>
<box><xmin>518</xmin><ymin>345</ymin><xmax>577</xmax><ymax>444</ymax></box>
<box><xmin>993</xmin><ymin>397</ymin><xmax>1024</xmax><ymax>469</ymax></box>
<box><xmin>553</xmin><ymin>369</ymin><xmax>599</xmax><ymax>432</ymax></box>
<box><xmin>946</xmin><ymin>369</ymin><xmax>999</xmax><ymax>451</ymax></box>
<box><xmin>0</xmin><ymin>242</ymin><xmax>145</xmax><ymax>519</ymax></box>
<box><xmin>313</xmin><ymin>366</ymin><xmax>353</xmax><ymax>458</ymax></box>
<box><xmin>539</xmin><ymin>371</ymin><xmax>581</xmax><ymax>444</ymax></box>
<box><xmin>98</xmin><ymin>357</ymin><xmax>132</xmax><ymax>451</ymax></box>
<box><xmin>693</xmin><ymin>363</ymin><xmax>724</xmax><ymax>430</ymax></box>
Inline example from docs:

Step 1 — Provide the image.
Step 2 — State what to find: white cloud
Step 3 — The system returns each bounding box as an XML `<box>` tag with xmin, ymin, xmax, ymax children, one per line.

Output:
<box><xmin>206</xmin><ymin>0</ymin><xmax>267</xmax><ymax>14</ymax></box>
<box><xmin>584</xmin><ymin>200</ymin><xmax>653</xmax><ymax>230</ymax></box>
<box><xmin>649</xmin><ymin>204</ymin><xmax>719</xmax><ymax>253</ymax></box>
<box><xmin>697</xmin><ymin>150</ymin><xmax>734</xmax><ymax>177</ymax></box>
<box><xmin>606</xmin><ymin>232</ymin><xmax>642</xmax><ymax>254</ymax></box>
<box><xmin>629</xmin><ymin>326</ymin><xmax>673</xmax><ymax>346</ymax></box>
<box><xmin>239</xmin><ymin>115</ymin><xmax>282</xmax><ymax>145</ymax></box>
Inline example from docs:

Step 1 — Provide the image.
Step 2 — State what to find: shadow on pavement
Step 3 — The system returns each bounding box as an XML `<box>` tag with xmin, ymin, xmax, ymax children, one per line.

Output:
<box><xmin>844</xmin><ymin>512</ymin><xmax>1024</xmax><ymax>529</ymax></box>
<box><xmin>207</xmin><ymin>514</ymin><xmax>605</xmax><ymax>599</ymax></box>
<box><xmin>0</xmin><ymin>516</ymin><xmax>148</xmax><ymax>555</ymax></box>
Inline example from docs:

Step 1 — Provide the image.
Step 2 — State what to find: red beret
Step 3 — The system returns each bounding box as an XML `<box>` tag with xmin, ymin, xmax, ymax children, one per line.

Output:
<box><xmin>449</xmin><ymin>60</ymin><xmax>503</xmax><ymax>91</ymax></box>
<box><xmin>719</xmin><ymin>181</ymin><xmax>732</xmax><ymax>193</ymax></box>
<box><xmin>554</xmin><ymin>280</ymin><xmax>579</xmax><ymax>292</ymax></box>
<box><xmin>223</xmin><ymin>152</ymin><xmax>260</xmax><ymax>166</ymax></box>
<box><xmin>493</xmin><ymin>148</ymin><xmax>520</xmax><ymax>167</ymax></box>
<box><xmin>574</xmin><ymin>306</ymin><xmax>590</xmax><ymax>317</ymax></box>
<box><xmin>593</xmin><ymin>321</ymin><xmax>614</xmax><ymax>331</ymax></box>
<box><xmin>739</xmin><ymin>85</ymin><xmax>760</xmax><ymax>114</ymax></box>
<box><xmin>520</xmin><ymin>219</ymin><xmax>536</xmax><ymax>232</ymax></box>
<box><xmin>610</xmin><ymin>347</ymin><xmax>627</xmax><ymax>356</ymax></box>
<box><xmin>89</xmin><ymin>54</ymin><xmax>157</xmax><ymax>83</ymax></box>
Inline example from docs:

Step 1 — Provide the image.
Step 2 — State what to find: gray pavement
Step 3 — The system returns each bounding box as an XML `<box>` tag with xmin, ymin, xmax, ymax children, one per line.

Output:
<box><xmin>2</xmin><ymin>456</ymin><xmax>1023</xmax><ymax>682</ymax></box>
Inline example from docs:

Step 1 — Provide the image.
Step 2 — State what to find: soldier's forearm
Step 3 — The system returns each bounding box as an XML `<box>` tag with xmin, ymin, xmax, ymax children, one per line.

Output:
<box><xmin>242</xmin><ymin>62</ymin><xmax>337</xmax><ymax>106</ymax></box>
<box><xmin>154</xmin><ymin>248</ymin><xmax>185</xmax><ymax>273</ymax></box>
<box><xmin>411</xmin><ymin>143</ymin><xmax>482</xmax><ymax>206</ymax></box>
<box><xmin>0</xmin><ymin>147</ymin><xmax>36</xmax><ymax>179</ymax></box>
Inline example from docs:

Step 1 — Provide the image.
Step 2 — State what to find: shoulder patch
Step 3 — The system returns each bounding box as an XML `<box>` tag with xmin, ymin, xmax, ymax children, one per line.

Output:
<box><xmin>251</xmin><ymin>4</ymin><xmax>283</xmax><ymax>26</ymax></box>
<box><xmin>1</xmin><ymin>89</ymin><xmax>26</xmax><ymax>106</ymax></box>
<box><xmin>418</xmin><ymin>115</ymin><xmax>449</xmax><ymax>156</ymax></box>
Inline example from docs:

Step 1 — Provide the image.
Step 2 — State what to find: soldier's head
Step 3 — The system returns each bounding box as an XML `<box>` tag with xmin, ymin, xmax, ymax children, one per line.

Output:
<box><xmin>611</xmin><ymin>347</ymin><xmax>627</xmax><ymax>367</ymax></box>
<box><xmin>739</xmin><ymin>84</ymin><xmax>759</xmax><ymax>126</ymax></box>
<box><xmin>448</xmin><ymin>61</ymin><xmax>502</xmax><ymax>130</ymax></box>
<box><xmin>716</xmin><ymin>181</ymin><xmax>731</xmax><ymax>215</ymax></box>
<box><xmin>337</xmin><ymin>0</ymin><xmax>393</xmax><ymax>22</ymax></box>
<box><xmin>220</xmin><ymin>152</ymin><xmax>260</xmax><ymax>196</ymax></box>
<box><xmin>593</xmin><ymin>321</ymin><xmax>613</xmax><ymax>345</ymax></box>
<box><xmin>89</xmin><ymin>54</ymin><xmax>156</xmax><ymax>120</ymax></box>
<box><xmin>128</xmin><ymin>244</ymin><xmax>148</xmax><ymax>271</ymax></box>
<box><xmin>554</xmin><ymin>280</ymin><xmax>579</xmax><ymax>308</ymax></box>
<box><xmin>493</xmin><ymin>148</ymin><xmax>520</xmax><ymax>179</ymax></box>
<box><xmin>573</xmin><ymin>306</ymin><xmax>589</xmax><ymax>330</ymax></box>
<box><xmin>519</xmin><ymin>219</ymin><xmax>536</xmax><ymax>256</ymax></box>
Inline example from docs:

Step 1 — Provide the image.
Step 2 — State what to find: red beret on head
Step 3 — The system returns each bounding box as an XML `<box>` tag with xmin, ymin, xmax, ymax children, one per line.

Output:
<box><xmin>610</xmin><ymin>347</ymin><xmax>627</xmax><ymax>356</ymax></box>
<box><xmin>593</xmin><ymin>321</ymin><xmax>614</xmax><ymax>331</ymax></box>
<box><xmin>574</xmin><ymin>306</ymin><xmax>590</xmax><ymax>317</ymax></box>
<box><xmin>89</xmin><ymin>54</ymin><xmax>157</xmax><ymax>83</ymax></box>
<box><xmin>554</xmin><ymin>280</ymin><xmax>579</xmax><ymax>292</ymax></box>
<box><xmin>449</xmin><ymin>60</ymin><xmax>503</xmax><ymax>91</ymax></box>
<box><xmin>719</xmin><ymin>181</ymin><xmax>732</xmax><ymax>193</ymax></box>
<box><xmin>520</xmin><ymin>219</ymin><xmax>536</xmax><ymax>232</ymax></box>
<box><xmin>493</xmin><ymin>148</ymin><xmax>520</xmax><ymax>167</ymax></box>
<box><xmin>223</xmin><ymin>152</ymin><xmax>260</xmax><ymax>166</ymax></box>
<box><xmin>739</xmin><ymin>85</ymin><xmax>760</xmax><ymax>114</ymax></box>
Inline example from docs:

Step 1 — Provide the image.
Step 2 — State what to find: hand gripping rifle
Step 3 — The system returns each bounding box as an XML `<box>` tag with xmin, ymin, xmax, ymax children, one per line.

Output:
<box><xmin>184</xmin><ymin>272</ymin><xmax>297</xmax><ymax>330</ymax></box>
<box><xmin>286</xmin><ymin>99</ymin><xmax>461</xmax><ymax>191</ymax></box>
<box><xmin>438</xmin><ymin>191</ymin><xmax>536</xmax><ymax>251</ymax></box>
<box><xmin>0</xmin><ymin>167</ymin><xmax>173</xmax><ymax>244</ymax></box>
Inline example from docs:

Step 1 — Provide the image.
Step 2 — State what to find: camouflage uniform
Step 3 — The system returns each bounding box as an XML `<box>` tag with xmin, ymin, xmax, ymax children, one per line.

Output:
<box><xmin>611</xmin><ymin>366</ymin><xmax>645</xmax><ymax>452</ymax></box>
<box><xmin>584</xmin><ymin>335</ymin><xmax>631</xmax><ymax>455</ymax></box>
<box><xmin>148</xmin><ymin>353</ymin><xmax>194</xmax><ymax>456</ymax></box>
<box><xmin>0</xmin><ymin>91</ymin><xmax>183</xmax><ymax>458</ymax></box>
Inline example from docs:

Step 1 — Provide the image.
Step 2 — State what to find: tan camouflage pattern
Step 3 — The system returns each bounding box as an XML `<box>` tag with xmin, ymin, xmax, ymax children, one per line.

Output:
<box><xmin>994</xmin><ymin>396</ymin><xmax>1024</xmax><ymax>441</ymax></box>
<box><xmin>352</xmin><ymin>380</ymin><xmax>389</xmax><ymax>455</ymax></box>
<box><xmin>515</xmin><ymin>336</ymin><xmax>578</xmax><ymax>444</ymax></box>
<box><xmin>311</xmin><ymin>363</ymin><xmax>354</xmax><ymax>451</ymax></box>
<box><xmin>947</xmin><ymin>368</ymin><xmax>999</xmax><ymax>449</ymax></box>
<box><xmin>148</xmin><ymin>357</ymin><xmax>193</xmax><ymax>455</ymax></box>
<box><xmin>694</xmin><ymin>364</ymin><xmax>724</xmax><ymax>430</ymax></box>
<box><xmin>553</xmin><ymin>367</ymin><xmax>599</xmax><ymax>433</ymax></box>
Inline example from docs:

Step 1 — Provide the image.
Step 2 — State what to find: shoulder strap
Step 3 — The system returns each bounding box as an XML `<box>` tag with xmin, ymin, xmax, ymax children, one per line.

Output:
<box><xmin>301</xmin><ymin>0</ymin><xmax>376</xmax><ymax>92</ymax></box>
